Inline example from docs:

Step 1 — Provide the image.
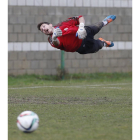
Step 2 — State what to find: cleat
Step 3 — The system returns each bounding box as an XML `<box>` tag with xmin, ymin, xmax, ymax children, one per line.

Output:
<box><xmin>103</xmin><ymin>15</ymin><xmax>116</xmax><ymax>26</ymax></box>
<box><xmin>98</xmin><ymin>38</ymin><xmax>114</xmax><ymax>47</ymax></box>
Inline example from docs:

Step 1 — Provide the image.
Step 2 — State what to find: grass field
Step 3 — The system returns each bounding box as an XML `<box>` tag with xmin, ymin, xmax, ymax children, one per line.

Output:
<box><xmin>8</xmin><ymin>73</ymin><xmax>132</xmax><ymax>140</ymax></box>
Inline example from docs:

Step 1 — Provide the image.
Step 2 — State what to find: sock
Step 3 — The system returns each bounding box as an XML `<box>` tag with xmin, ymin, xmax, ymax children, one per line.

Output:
<box><xmin>103</xmin><ymin>42</ymin><xmax>107</xmax><ymax>47</ymax></box>
<box><xmin>102</xmin><ymin>21</ymin><xmax>108</xmax><ymax>26</ymax></box>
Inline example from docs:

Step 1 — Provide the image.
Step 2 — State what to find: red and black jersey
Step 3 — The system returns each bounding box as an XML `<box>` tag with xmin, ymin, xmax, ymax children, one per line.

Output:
<box><xmin>48</xmin><ymin>15</ymin><xmax>83</xmax><ymax>52</ymax></box>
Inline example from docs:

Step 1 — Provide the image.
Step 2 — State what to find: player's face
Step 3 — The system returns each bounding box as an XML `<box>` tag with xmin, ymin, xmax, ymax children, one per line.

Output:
<box><xmin>40</xmin><ymin>24</ymin><xmax>53</xmax><ymax>35</ymax></box>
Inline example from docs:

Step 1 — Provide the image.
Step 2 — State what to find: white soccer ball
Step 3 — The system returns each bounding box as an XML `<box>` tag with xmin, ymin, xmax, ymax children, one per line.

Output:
<box><xmin>17</xmin><ymin>111</ymin><xmax>39</xmax><ymax>133</ymax></box>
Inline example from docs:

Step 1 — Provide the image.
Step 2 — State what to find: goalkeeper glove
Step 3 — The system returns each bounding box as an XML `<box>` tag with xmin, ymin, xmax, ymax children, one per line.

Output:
<box><xmin>52</xmin><ymin>27</ymin><xmax>62</xmax><ymax>41</ymax></box>
<box><xmin>76</xmin><ymin>23</ymin><xmax>87</xmax><ymax>39</ymax></box>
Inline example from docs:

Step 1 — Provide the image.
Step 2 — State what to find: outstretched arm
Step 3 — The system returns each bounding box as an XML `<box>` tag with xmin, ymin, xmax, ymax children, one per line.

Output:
<box><xmin>52</xmin><ymin>38</ymin><xmax>60</xmax><ymax>46</ymax></box>
<box><xmin>76</xmin><ymin>16</ymin><xmax>87</xmax><ymax>39</ymax></box>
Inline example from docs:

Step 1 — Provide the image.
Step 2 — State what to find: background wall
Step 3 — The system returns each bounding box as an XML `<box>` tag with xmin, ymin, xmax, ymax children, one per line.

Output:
<box><xmin>8</xmin><ymin>0</ymin><xmax>132</xmax><ymax>75</ymax></box>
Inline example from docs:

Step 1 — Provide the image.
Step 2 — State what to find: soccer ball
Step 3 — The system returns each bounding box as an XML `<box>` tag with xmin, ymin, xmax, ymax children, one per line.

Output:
<box><xmin>17</xmin><ymin>111</ymin><xmax>39</xmax><ymax>133</ymax></box>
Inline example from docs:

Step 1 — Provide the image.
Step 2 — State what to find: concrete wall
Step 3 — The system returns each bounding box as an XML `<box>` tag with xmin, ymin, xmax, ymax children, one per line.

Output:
<box><xmin>8</xmin><ymin>50</ymin><xmax>132</xmax><ymax>75</ymax></box>
<box><xmin>8</xmin><ymin>1</ymin><xmax>132</xmax><ymax>75</ymax></box>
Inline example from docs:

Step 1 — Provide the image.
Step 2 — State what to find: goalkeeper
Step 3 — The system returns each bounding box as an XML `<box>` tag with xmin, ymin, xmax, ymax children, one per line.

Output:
<box><xmin>37</xmin><ymin>15</ymin><xmax>116</xmax><ymax>54</ymax></box>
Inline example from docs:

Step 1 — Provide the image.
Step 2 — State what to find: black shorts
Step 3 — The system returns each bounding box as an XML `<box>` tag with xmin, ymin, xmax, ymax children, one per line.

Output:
<box><xmin>76</xmin><ymin>22</ymin><xmax>104</xmax><ymax>54</ymax></box>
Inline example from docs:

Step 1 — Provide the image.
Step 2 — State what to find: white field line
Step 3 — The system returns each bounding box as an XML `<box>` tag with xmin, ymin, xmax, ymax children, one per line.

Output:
<box><xmin>90</xmin><ymin>87</ymin><xmax>122</xmax><ymax>89</ymax></box>
<box><xmin>8</xmin><ymin>83</ymin><xmax>131</xmax><ymax>90</ymax></box>
<box><xmin>86</xmin><ymin>83</ymin><xmax>131</xmax><ymax>86</ymax></box>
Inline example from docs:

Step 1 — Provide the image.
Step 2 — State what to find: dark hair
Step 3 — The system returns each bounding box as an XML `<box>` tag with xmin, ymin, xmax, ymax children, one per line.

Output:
<box><xmin>37</xmin><ymin>22</ymin><xmax>50</xmax><ymax>31</ymax></box>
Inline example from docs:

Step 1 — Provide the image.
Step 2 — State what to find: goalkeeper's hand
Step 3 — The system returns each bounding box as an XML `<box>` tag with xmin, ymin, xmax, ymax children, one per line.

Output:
<box><xmin>52</xmin><ymin>27</ymin><xmax>62</xmax><ymax>41</ymax></box>
<box><xmin>76</xmin><ymin>23</ymin><xmax>87</xmax><ymax>39</ymax></box>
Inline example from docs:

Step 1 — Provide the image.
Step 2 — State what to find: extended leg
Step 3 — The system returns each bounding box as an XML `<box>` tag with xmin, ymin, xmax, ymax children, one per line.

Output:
<box><xmin>76</xmin><ymin>38</ymin><xmax>114</xmax><ymax>54</ymax></box>
<box><xmin>85</xmin><ymin>22</ymin><xmax>104</xmax><ymax>36</ymax></box>
<box><xmin>84</xmin><ymin>15</ymin><xmax>116</xmax><ymax>37</ymax></box>
<box><xmin>76</xmin><ymin>39</ymin><xmax>104</xmax><ymax>54</ymax></box>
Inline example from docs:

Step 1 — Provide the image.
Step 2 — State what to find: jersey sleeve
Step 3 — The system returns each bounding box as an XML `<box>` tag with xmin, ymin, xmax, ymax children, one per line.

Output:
<box><xmin>67</xmin><ymin>15</ymin><xmax>83</xmax><ymax>26</ymax></box>
<box><xmin>48</xmin><ymin>36</ymin><xmax>64</xmax><ymax>50</ymax></box>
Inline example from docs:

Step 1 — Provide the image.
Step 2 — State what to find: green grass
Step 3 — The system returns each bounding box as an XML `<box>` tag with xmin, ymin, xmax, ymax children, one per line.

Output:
<box><xmin>8</xmin><ymin>73</ymin><xmax>132</xmax><ymax>140</ymax></box>
<box><xmin>8</xmin><ymin>72</ymin><xmax>132</xmax><ymax>87</ymax></box>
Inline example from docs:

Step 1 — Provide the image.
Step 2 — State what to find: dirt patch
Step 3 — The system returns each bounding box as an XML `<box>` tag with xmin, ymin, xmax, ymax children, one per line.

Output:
<box><xmin>8</xmin><ymin>96</ymin><xmax>112</xmax><ymax>105</ymax></box>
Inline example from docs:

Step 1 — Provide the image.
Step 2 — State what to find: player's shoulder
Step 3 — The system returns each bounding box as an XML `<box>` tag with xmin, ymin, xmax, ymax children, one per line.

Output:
<box><xmin>68</xmin><ymin>16</ymin><xmax>79</xmax><ymax>20</ymax></box>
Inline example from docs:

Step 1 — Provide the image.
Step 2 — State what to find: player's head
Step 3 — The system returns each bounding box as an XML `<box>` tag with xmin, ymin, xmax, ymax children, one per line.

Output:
<box><xmin>37</xmin><ymin>22</ymin><xmax>54</xmax><ymax>35</ymax></box>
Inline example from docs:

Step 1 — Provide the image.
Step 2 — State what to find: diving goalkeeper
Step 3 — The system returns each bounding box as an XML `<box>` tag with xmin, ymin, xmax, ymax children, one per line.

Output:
<box><xmin>37</xmin><ymin>15</ymin><xmax>116</xmax><ymax>54</ymax></box>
